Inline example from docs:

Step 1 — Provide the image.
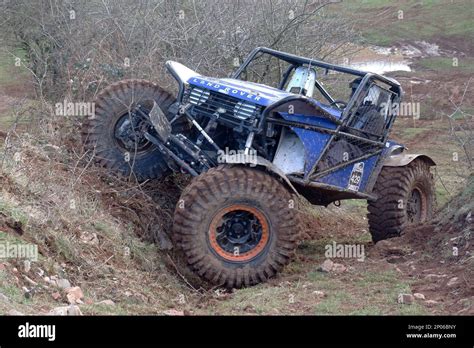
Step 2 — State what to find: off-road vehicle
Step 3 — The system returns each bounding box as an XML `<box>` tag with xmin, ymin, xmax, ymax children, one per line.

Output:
<box><xmin>82</xmin><ymin>47</ymin><xmax>436</xmax><ymax>288</ymax></box>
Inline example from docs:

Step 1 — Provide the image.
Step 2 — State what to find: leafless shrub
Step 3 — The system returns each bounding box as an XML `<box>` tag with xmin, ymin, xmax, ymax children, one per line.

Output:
<box><xmin>0</xmin><ymin>0</ymin><xmax>361</xmax><ymax>255</ymax></box>
<box><xmin>1</xmin><ymin>0</ymin><xmax>359</xmax><ymax>103</ymax></box>
<box><xmin>446</xmin><ymin>77</ymin><xmax>473</xmax><ymax>169</ymax></box>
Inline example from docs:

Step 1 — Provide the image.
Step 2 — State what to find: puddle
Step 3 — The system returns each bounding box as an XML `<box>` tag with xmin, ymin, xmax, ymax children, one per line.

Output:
<box><xmin>400</xmin><ymin>41</ymin><xmax>441</xmax><ymax>58</ymax></box>
<box><xmin>350</xmin><ymin>60</ymin><xmax>411</xmax><ymax>74</ymax></box>
<box><xmin>345</xmin><ymin>45</ymin><xmax>412</xmax><ymax>74</ymax></box>
<box><xmin>337</xmin><ymin>40</ymin><xmax>445</xmax><ymax>75</ymax></box>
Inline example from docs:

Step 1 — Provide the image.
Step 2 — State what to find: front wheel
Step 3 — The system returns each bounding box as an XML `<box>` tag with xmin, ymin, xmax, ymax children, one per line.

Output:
<box><xmin>82</xmin><ymin>79</ymin><xmax>183</xmax><ymax>180</ymax></box>
<box><xmin>367</xmin><ymin>159</ymin><xmax>436</xmax><ymax>243</ymax></box>
<box><xmin>172</xmin><ymin>166</ymin><xmax>301</xmax><ymax>288</ymax></box>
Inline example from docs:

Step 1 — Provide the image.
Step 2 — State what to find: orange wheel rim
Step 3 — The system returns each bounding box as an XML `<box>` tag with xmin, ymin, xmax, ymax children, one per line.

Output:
<box><xmin>209</xmin><ymin>204</ymin><xmax>269</xmax><ymax>262</ymax></box>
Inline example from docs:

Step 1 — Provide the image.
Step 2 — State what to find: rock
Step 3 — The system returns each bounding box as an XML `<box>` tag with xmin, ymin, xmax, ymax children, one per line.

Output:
<box><xmin>243</xmin><ymin>305</ymin><xmax>257</xmax><ymax>313</ymax></box>
<box><xmin>0</xmin><ymin>292</ymin><xmax>10</xmax><ymax>303</ymax></box>
<box><xmin>24</xmin><ymin>260</ymin><xmax>31</xmax><ymax>273</ymax></box>
<box><xmin>447</xmin><ymin>277</ymin><xmax>459</xmax><ymax>287</ymax></box>
<box><xmin>97</xmin><ymin>299</ymin><xmax>115</xmax><ymax>306</ymax></box>
<box><xmin>318</xmin><ymin>259</ymin><xmax>334</xmax><ymax>272</ymax></box>
<box><xmin>162</xmin><ymin>309</ymin><xmax>184</xmax><ymax>316</ymax></box>
<box><xmin>374</xmin><ymin>240</ymin><xmax>406</xmax><ymax>256</ymax></box>
<box><xmin>23</xmin><ymin>287</ymin><xmax>34</xmax><ymax>299</ymax></box>
<box><xmin>44</xmin><ymin>276</ymin><xmax>59</xmax><ymax>286</ymax></box>
<box><xmin>425</xmin><ymin>300</ymin><xmax>439</xmax><ymax>307</ymax></box>
<box><xmin>425</xmin><ymin>274</ymin><xmax>446</xmax><ymax>280</ymax></box>
<box><xmin>413</xmin><ymin>293</ymin><xmax>426</xmax><ymax>300</ymax></box>
<box><xmin>312</xmin><ymin>291</ymin><xmax>326</xmax><ymax>298</ymax></box>
<box><xmin>65</xmin><ymin>286</ymin><xmax>84</xmax><ymax>304</ymax></box>
<box><xmin>387</xmin><ymin>256</ymin><xmax>407</xmax><ymax>264</ymax></box>
<box><xmin>332</xmin><ymin>263</ymin><xmax>347</xmax><ymax>273</ymax></box>
<box><xmin>7</xmin><ymin>309</ymin><xmax>25</xmax><ymax>316</ymax></box>
<box><xmin>398</xmin><ymin>293</ymin><xmax>414</xmax><ymax>304</ymax></box>
<box><xmin>51</xmin><ymin>292</ymin><xmax>61</xmax><ymax>300</ymax></box>
<box><xmin>153</xmin><ymin>227</ymin><xmax>173</xmax><ymax>250</ymax></box>
<box><xmin>56</xmin><ymin>278</ymin><xmax>71</xmax><ymax>290</ymax></box>
<box><xmin>80</xmin><ymin>231</ymin><xmax>99</xmax><ymax>246</ymax></box>
<box><xmin>214</xmin><ymin>289</ymin><xmax>225</xmax><ymax>297</ymax></box>
<box><xmin>24</xmin><ymin>275</ymin><xmax>38</xmax><ymax>286</ymax></box>
<box><xmin>317</xmin><ymin>260</ymin><xmax>346</xmax><ymax>273</ymax></box>
<box><xmin>48</xmin><ymin>305</ymin><xmax>83</xmax><ymax>316</ymax></box>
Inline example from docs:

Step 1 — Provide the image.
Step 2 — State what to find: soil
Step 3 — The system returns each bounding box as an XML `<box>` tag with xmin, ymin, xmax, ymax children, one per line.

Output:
<box><xmin>0</xmin><ymin>20</ymin><xmax>472</xmax><ymax>314</ymax></box>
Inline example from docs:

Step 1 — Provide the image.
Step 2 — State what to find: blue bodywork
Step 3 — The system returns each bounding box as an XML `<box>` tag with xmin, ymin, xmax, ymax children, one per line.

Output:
<box><xmin>188</xmin><ymin>76</ymin><xmax>293</xmax><ymax>106</ymax></box>
<box><xmin>182</xmin><ymin>73</ymin><xmax>399</xmax><ymax>199</ymax></box>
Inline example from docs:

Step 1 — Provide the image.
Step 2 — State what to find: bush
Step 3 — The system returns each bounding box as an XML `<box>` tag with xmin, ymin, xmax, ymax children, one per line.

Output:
<box><xmin>0</xmin><ymin>0</ymin><xmax>358</xmax><ymax>102</ymax></box>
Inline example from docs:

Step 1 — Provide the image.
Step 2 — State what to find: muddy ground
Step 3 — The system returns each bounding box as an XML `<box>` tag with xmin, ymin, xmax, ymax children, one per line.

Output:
<box><xmin>0</xmin><ymin>0</ymin><xmax>472</xmax><ymax>315</ymax></box>
<box><xmin>0</xmin><ymin>75</ymin><xmax>471</xmax><ymax>316</ymax></box>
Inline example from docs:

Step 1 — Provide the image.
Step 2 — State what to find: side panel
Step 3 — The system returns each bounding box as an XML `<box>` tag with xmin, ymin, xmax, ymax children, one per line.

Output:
<box><xmin>291</xmin><ymin>127</ymin><xmax>332</xmax><ymax>175</ymax></box>
<box><xmin>275</xmin><ymin>109</ymin><xmax>340</xmax><ymax>176</ymax></box>
<box><xmin>272</xmin><ymin>128</ymin><xmax>305</xmax><ymax>174</ymax></box>
<box><xmin>315</xmin><ymin>154</ymin><xmax>380</xmax><ymax>193</ymax></box>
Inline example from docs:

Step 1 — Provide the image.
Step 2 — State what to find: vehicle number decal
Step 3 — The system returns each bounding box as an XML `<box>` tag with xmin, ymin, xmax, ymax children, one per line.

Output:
<box><xmin>348</xmin><ymin>162</ymin><xmax>364</xmax><ymax>191</ymax></box>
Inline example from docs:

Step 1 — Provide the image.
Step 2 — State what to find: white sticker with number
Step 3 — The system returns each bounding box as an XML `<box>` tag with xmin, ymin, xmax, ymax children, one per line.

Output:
<box><xmin>348</xmin><ymin>162</ymin><xmax>364</xmax><ymax>191</ymax></box>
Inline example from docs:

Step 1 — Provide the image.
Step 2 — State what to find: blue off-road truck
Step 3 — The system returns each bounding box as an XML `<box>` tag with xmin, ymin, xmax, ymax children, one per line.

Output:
<box><xmin>82</xmin><ymin>47</ymin><xmax>436</xmax><ymax>288</ymax></box>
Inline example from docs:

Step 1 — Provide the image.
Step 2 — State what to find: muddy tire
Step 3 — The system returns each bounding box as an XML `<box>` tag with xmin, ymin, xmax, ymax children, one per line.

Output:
<box><xmin>367</xmin><ymin>159</ymin><xmax>435</xmax><ymax>243</ymax></box>
<box><xmin>173</xmin><ymin>166</ymin><xmax>300</xmax><ymax>288</ymax></box>
<box><xmin>82</xmin><ymin>79</ymin><xmax>183</xmax><ymax>180</ymax></box>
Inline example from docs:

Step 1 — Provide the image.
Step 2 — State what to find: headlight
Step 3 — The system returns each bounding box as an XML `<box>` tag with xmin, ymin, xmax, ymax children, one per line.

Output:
<box><xmin>234</xmin><ymin>101</ymin><xmax>257</xmax><ymax>120</ymax></box>
<box><xmin>188</xmin><ymin>87</ymin><xmax>210</xmax><ymax>106</ymax></box>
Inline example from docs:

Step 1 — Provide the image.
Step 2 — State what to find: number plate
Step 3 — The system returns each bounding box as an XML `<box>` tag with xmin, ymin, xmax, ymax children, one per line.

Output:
<box><xmin>348</xmin><ymin>162</ymin><xmax>364</xmax><ymax>191</ymax></box>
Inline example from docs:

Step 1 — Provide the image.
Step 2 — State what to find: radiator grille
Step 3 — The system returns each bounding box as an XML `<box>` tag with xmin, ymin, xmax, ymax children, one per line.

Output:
<box><xmin>185</xmin><ymin>86</ymin><xmax>262</xmax><ymax>130</ymax></box>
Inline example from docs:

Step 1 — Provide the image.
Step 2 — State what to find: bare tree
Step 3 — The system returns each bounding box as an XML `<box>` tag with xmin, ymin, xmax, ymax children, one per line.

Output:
<box><xmin>0</xmin><ymin>0</ymin><xmax>360</xmax><ymax>102</ymax></box>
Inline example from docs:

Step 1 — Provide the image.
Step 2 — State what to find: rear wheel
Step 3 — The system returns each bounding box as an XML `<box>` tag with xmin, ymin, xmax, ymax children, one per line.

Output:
<box><xmin>173</xmin><ymin>166</ymin><xmax>301</xmax><ymax>288</ymax></box>
<box><xmin>367</xmin><ymin>159</ymin><xmax>435</xmax><ymax>243</ymax></box>
<box><xmin>82</xmin><ymin>79</ymin><xmax>185</xmax><ymax>180</ymax></box>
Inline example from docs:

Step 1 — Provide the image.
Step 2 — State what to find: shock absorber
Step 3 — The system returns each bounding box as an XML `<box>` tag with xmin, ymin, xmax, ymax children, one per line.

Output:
<box><xmin>196</xmin><ymin>119</ymin><xmax>218</xmax><ymax>147</ymax></box>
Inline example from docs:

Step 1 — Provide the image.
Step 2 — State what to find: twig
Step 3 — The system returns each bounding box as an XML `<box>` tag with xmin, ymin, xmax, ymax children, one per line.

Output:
<box><xmin>166</xmin><ymin>254</ymin><xmax>200</xmax><ymax>293</ymax></box>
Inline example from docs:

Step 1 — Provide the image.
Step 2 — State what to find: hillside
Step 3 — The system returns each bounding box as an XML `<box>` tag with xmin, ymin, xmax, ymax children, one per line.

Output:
<box><xmin>0</xmin><ymin>0</ymin><xmax>472</xmax><ymax>315</ymax></box>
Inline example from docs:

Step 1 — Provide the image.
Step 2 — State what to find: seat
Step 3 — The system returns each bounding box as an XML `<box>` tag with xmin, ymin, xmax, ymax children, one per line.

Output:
<box><xmin>285</xmin><ymin>66</ymin><xmax>317</xmax><ymax>97</ymax></box>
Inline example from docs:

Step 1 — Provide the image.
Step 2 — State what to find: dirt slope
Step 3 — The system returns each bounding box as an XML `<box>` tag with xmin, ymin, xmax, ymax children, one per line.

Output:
<box><xmin>0</xmin><ymin>1</ymin><xmax>472</xmax><ymax>314</ymax></box>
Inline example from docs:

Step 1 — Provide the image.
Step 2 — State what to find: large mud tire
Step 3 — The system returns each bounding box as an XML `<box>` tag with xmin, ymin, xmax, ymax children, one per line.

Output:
<box><xmin>173</xmin><ymin>166</ymin><xmax>301</xmax><ymax>288</ymax></box>
<box><xmin>368</xmin><ymin>159</ymin><xmax>435</xmax><ymax>243</ymax></box>
<box><xmin>82</xmin><ymin>79</ymin><xmax>180</xmax><ymax>180</ymax></box>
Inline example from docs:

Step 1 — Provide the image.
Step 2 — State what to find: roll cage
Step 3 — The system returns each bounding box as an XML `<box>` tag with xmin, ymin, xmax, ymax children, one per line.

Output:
<box><xmin>233</xmin><ymin>47</ymin><xmax>403</xmax><ymax>147</ymax></box>
<box><xmin>233</xmin><ymin>47</ymin><xmax>405</xmax><ymax>200</ymax></box>
<box><xmin>232</xmin><ymin>46</ymin><xmax>402</xmax><ymax>105</ymax></box>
